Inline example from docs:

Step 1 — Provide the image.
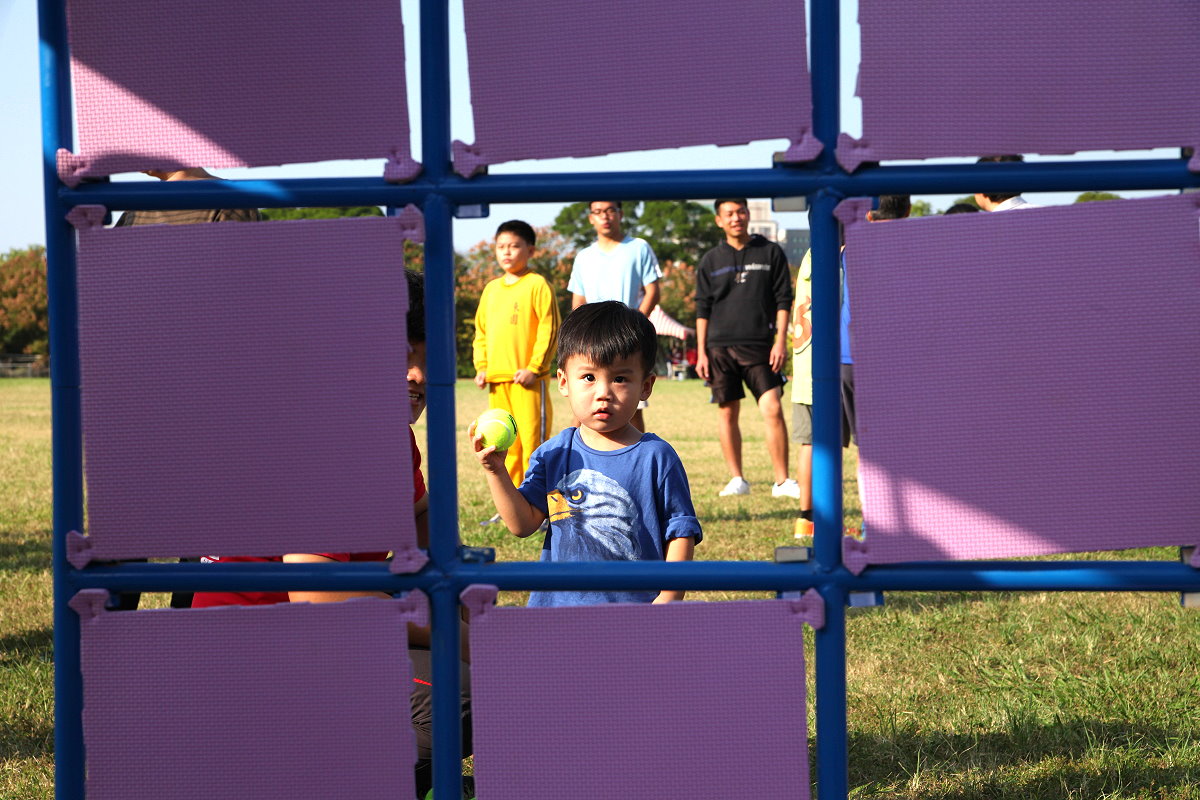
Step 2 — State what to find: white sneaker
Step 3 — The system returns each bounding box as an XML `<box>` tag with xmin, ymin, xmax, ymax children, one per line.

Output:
<box><xmin>718</xmin><ymin>477</ymin><xmax>751</xmax><ymax>496</ymax></box>
<box><xmin>480</xmin><ymin>513</ymin><xmax>501</xmax><ymax>526</ymax></box>
<box><xmin>772</xmin><ymin>479</ymin><xmax>801</xmax><ymax>499</ymax></box>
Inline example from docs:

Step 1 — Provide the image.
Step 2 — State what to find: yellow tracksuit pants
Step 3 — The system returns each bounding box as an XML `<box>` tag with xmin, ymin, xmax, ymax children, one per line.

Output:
<box><xmin>488</xmin><ymin>378</ymin><xmax>552</xmax><ymax>486</ymax></box>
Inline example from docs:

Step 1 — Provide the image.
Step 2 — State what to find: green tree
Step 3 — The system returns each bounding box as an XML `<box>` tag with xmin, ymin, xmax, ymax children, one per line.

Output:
<box><xmin>0</xmin><ymin>246</ymin><xmax>49</xmax><ymax>357</ymax></box>
<box><xmin>258</xmin><ymin>206</ymin><xmax>385</xmax><ymax>221</ymax></box>
<box><xmin>633</xmin><ymin>200</ymin><xmax>722</xmax><ymax>265</ymax></box>
<box><xmin>909</xmin><ymin>199</ymin><xmax>934</xmax><ymax>217</ymax></box>
<box><xmin>1074</xmin><ymin>191</ymin><xmax>1122</xmax><ymax>203</ymax></box>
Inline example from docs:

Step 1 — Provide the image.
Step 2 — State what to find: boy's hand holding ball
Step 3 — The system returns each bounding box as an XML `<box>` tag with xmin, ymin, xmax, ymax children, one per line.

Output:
<box><xmin>475</xmin><ymin>408</ymin><xmax>517</xmax><ymax>451</ymax></box>
<box><xmin>471</xmin><ymin>409</ymin><xmax>517</xmax><ymax>474</ymax></box>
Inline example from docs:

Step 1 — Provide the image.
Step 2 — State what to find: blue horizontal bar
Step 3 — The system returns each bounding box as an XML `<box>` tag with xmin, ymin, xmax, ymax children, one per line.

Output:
<box><xmin>69</xmin><ymin>558</ymin><xmax>1200</xmax><ymax>595</ymax></box>
<box><xmin>60</xmin><ymin>158</ymin><xmax>1199</xmax><ymax>211</ymax></box>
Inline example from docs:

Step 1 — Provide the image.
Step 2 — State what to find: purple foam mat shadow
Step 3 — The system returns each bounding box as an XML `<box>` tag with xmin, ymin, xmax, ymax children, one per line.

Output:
<box><xmin>70</xmin><ymin>590</ymin><xmax>424</xmax><ymax>800</ymax></box>
<box><xmin>466</xmin><ymin>593</ymin><xmax>814</xmax><ymax>800</ymax></box>
<box><xmin>838</xmin><ymin>194</ymin><xmax>1200</xmax><ymax>572</ymax></box>
<box><xmin>453</xmin><ymin>0</ymin><xmax>819</xmax><ymax>177</ymax></box>
<box><xmin>837</xmin><ymin>0</ymin><xmax>1200</xmax><ymax>171</ymax></box>
<box><xmin>59</xmin><ymin>0</ymin><xmax>417</xmax><ymax>186</ymax></box>
<box><xmin>74</xmin><ymin>216</ymin><xmax>420</xmax><ymax>567</ymax></box>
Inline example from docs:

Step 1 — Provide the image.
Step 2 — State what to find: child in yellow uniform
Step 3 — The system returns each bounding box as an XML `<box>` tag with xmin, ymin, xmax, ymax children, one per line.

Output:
<box><xmin>472</xmin><ymin>220</ymin><xmax>561</xmax><ymax>486</ymax></box>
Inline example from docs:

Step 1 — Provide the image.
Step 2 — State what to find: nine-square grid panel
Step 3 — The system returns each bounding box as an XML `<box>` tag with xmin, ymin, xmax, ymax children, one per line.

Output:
<box><xmin>46</xmin><ymin>1</ymin><xmax>1200</xmax><ymax>800</ymax></box>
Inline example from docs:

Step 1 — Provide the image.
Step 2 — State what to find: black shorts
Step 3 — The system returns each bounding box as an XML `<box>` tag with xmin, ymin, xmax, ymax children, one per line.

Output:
<box><xmin>708</xmin><ymin>345</ymin><xmax>784</xmax><ymax>405</ymax></box>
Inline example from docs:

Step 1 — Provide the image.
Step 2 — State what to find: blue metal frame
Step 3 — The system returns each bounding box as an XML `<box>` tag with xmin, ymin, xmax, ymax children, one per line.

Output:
<box><xmin>38</xmin><ymin>2</ymin><xmax>1200</xmax><ymax>799</ymax></box>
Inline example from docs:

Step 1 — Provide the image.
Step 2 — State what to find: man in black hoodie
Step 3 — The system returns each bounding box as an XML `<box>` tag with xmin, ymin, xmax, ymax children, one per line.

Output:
<box><xmin>695</xmin><ymin>198</ymin><xmax>796</xmax><ymax>498</ymax></box>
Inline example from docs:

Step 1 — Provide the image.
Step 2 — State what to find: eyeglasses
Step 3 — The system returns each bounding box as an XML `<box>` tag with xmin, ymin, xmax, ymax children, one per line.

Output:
<box><xmin>588</xmin><ymin>208</ymin><xmax>620</xmax><ymax>217</ymax></box>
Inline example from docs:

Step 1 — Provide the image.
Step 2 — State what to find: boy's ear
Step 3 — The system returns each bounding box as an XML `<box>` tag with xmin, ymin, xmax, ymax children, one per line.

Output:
<box><xmin>557</xmin><ymin>368</ymin><xmax>569</xmax><ymax>397</ymax></box>
<box><xmin>640</xmin><ymin>372</ymin><xmax>656</xmax><ymax>401</ymax></box>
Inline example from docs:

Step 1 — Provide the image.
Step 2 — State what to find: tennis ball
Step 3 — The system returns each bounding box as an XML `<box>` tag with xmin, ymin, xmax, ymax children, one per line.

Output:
<box><xmin>475</xmin><ymin>408</ymin><xmax>517</xmax><ymax>451</ymax></box>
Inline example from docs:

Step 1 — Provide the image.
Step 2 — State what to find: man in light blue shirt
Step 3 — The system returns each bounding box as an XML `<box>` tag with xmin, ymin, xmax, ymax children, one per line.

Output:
<box><xmin>568</xmin><ymin>200</ymin><xmax>662</xmax><ymax>431</ymax></box>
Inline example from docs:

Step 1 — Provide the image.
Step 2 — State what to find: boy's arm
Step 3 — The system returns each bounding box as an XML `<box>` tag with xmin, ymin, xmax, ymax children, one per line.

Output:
<box><xmin>283</xmin><ymin>553</ymin><xmax>391</xmax><ymax>604</ymax></box>
<box><xmin>637</xmin><ymin>280</ymin><xmax>660</xmax><ymax>317</ymax></box>
<box><xmin>469</xmin><ymin>420</ymin><xmax>547</xmax><ymax>536</ymax></box>
<box><xmin>571</xmin><ymin>292</ymin><xmax>587</xmax><ymax>309</ymax></box>
<box><xmin>770</xmin><ymin>307</ymin><xmax>789</xmax><ymax>372</ymax></box>
<box><xmin>283</xmin><ymin>554</ymin><xmax>465</xmax><ymax>658</ymax></box>
<box><xmin>652</xmin><ymin>536</ymin><xmax>695</xmax><ymax>604</ymax></box>
<box><xmin>472</xmin><ymin>285</ymin><xmax>489</xmax><ymax>387</ymax></box>
<box><xmin>637</xmin><ymin>243</ymin><xmax>662</xmax><ymax>317</ymax></box>
<box><xmin>526</xmin><ymin>280</ymin><xmax>560</xmax><ymax>376</ymax></box>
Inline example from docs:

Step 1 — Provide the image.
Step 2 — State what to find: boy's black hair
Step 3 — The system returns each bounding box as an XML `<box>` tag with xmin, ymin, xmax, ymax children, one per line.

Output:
<box><xmin>713</xmin><ymin>198</ymin><xmax>748</xmax><ymax>214</ymax></box>
<box><xmin>495</xmin><ymin>219</ymin><xmax>536</xmax><ymax>247</ymax></box>
<box><xmin>944</xmin><ymin>202</ymin><xmax>981</xmax><ymax>215</ymax></box>
<box><xmin>976</xmin><ymin>155</ymin><xmax>1023</xmax><ymax>203</ymax></box>
<box><xmin>870</xmin><ymin>195</ymin><xmax>911</xmax><ymax>221</ymax></box>
<box><xmin>405</xmin><ymin>268</ymin><xmax>425</xmax><ymax>344</ymax></box>
<box><xmin>558</xmin><ymin>301</ymin><xmax>657</xmax><ymax>377</ymax></box>
<box><xmin>588</xmin><ymin>200</ymin><xmax>623</xmax><ymax>210</ymax></box>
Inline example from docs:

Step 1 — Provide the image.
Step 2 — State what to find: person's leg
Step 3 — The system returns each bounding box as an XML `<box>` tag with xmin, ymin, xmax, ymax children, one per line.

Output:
<box><xmin>717</xmin><ymin>399</ymin><xmax>742</xmax><ymax>479</ymax></box>
<box><xmin>741</xmin><ymin>347</ymin><xmax>789</xmax><ymax>486</ymax></box>
<box><xmin>792</xmin><ymin>402</ymin><xmax>813</xmax><ymax>507</ymax></box>
<box><xmin>709</xmin><ymin>346</ymin><xmax>749</xmax><ymax>494</ymax></box>
<box><xmin>840</xmin><ymin>363</ymin><xmax>857</xmax><ymax>447</ymax></box>
<box><xmin>757</xmin><ymin>386</ymin><xmax>790</xmax><ymax>484</ymax></box>
<box><xmin>408</xmin><ymin>647</ymin><xmax>473</xmax><ymax>800</ymax></box>
<box><xmin>488</xmin><ymin>382</ymin><xmax>522</xmax><ymax>486</ymax></box>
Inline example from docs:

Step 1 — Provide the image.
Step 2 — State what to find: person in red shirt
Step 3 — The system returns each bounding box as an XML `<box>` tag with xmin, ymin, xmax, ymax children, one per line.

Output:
<box><xmin>190</xmin><ymin>269</ymin><xmax>471</xmax><ymax>798</ymax></box>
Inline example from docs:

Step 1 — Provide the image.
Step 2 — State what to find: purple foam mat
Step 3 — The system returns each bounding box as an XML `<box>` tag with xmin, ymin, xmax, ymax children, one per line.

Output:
<box><xmin>59</xmin><ymin>0</ymin><xmax>417</xmax><ymax>185</ymax></box>
<box><xmin>74</xmin><ymin>215</ymin><xmax>419</xmax><ymax>566</ymax></box>
<box><xmin>837</xmin><ymin>194</ymin><xmax>1200</xmax><ymax>572</ymax></box>
<box><xmin>71</xmin><ymin>590</ymin><xmax>424</xmax><ymax>800</ymax></box>
<box><xmin>838</xmin><ymin>1</ymin><xmax>1200</xmax><ymax>171</ymax></box>
<box><xmin>467</xmin><ymin>595</ymin><xmax>814</xmax><ymax>799</ymax></box>
<box><xmin>453</xmin><ymin>0</ymin><xmax>819</xmax><ymax>177</ymax></box>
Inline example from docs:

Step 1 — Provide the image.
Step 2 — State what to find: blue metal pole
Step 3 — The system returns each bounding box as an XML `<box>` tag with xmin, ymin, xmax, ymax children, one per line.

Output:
<box><xmin>37</xmin><ymin>0</ymin><xmax>86</xmax><ymax>798</ymax></box>
<box><xmin>68</xmin><ymin>557</ymin><xmax>1200</xmax><ymax>595</ymax></box>
<box><xmin>418</xmin><ymin>0</ymin><xmax>464</xmax><ymax>796</ymax></box>
<box><xmin>59</xmin><ymin>158</ymin><xmax>1200</xmax><ymax>210</ymax></box>
<box><xmin>809</xmin><ymin>0</ymin><xmax>849</xmax><ymax>794</ymax></box>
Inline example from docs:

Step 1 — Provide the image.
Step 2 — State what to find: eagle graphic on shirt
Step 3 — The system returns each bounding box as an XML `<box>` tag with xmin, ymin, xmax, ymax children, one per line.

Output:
<box><xmin>546</xmin><ymin>468</ymin><xmax>641</xmax><ymax>562</ymax></box>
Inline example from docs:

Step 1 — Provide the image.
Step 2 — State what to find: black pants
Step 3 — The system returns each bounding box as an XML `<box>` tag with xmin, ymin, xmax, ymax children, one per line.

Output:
<box><xmin>409</xmin><ymin>647</ymin><xmax>473</xmax><ymax>798</ymax></box>
<box><xmin>112</xmin><ymin>558</ymin><xmax>195</xmax><ymax>610</ymax></box>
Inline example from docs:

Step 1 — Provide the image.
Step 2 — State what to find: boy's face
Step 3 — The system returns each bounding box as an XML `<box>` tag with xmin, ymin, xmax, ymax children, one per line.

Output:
<box><xmin>587</xmin><ymin>201</ymin><xmax>622</xmax><ymax>239</ymax></box>
<box><xmin>557</xmin><ymin>352</ymin><xmax>654</xmax><ymax>440</ymax></box>
<box><xmin>407</xmin><ymin>340</ymin><xmax>427</xmax><ymax>423</ymax></box>
<box><xmin>494</xmin><ymin>232</ymin><xmax>533</xmax><ymax>275</ymax></box>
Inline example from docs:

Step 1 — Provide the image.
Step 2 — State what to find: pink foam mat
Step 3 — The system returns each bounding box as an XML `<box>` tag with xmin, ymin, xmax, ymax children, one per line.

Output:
<box><xmin>453</xmin><ymin>0</ymin><xmax>819</xmax><ymax>177</ymax></box>
<box><xmin>466</xmin><ymin>591</ymin><xmax>815</xmax><ymax>799</ymax></box>
<box><xmin>71</xmin><ymin>590</ymin><xmax>423</xmax><ymax>800</ymax></box>
<box><xmin>837</xmin><ymin>0</ymin><xmax>1200</xmax><ymax>171</ymax></box>
<box><xmin>837</xmin><ymin>194</ymin><xmax>1200</xmax><ymax>572</ymax></box>
<box><xmin>60</xmin><ymin>0</ymin><xmax>416</xmax><ymax>185</ymax></box>
<box><xmin>74</xmin><ymin>216</ymin><xmax>420</xmax><ymax>567</ymax></box>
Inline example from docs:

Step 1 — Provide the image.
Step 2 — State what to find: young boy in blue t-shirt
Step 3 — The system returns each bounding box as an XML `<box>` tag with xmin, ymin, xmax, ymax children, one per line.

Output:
<box><xmin>471</xmin><ymin>300</ymin><xmax>701</xmax><ymax>606</ymax></box>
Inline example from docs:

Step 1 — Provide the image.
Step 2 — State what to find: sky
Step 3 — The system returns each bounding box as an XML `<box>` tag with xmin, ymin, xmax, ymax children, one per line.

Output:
<box><xmin>0</xmin><ymin>0</ymin><xmax>1174</xmax><ymax>257</ymax></box>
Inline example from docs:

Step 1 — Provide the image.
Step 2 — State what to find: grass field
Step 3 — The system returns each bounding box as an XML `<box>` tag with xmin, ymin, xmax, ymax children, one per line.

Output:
<box><xmin>3</xmin><ymin>377</ymin><xmax>1199</xmax><ymax>798</ymax></box>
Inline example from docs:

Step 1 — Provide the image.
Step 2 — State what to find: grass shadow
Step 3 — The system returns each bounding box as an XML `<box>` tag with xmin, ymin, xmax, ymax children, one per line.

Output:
<box><xmin>847</xmin><ymin>717</ymin><xmax>1200</xmax><ymax>799</ymax></box>
<box><xmin>0</xmin><ymin>533</ymin><xmax>52</xmax><ymax>572</ymax></box>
